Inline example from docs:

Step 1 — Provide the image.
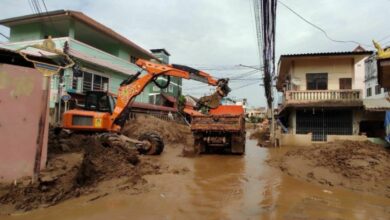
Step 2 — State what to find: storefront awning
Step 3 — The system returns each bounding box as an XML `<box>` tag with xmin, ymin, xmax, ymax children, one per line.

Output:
<box><xmin>363</xmin><ymin>98</ymin><xmax>390</xmax><ymax>111</ymax></box>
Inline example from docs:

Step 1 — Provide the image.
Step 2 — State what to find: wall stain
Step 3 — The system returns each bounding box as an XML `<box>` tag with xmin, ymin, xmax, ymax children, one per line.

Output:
<box><xmin>0</xmin><ymin>70</ymin><xmax>35</xmax><ymax>98</ymax></box>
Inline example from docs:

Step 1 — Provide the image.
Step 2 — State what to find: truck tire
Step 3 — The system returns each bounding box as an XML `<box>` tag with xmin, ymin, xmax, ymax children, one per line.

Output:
<box><xmin>194</xmin><ymin>133</ymin><xmax>206</xmax><ymax>154</ymax></box>
<box><xmin>231</xmin><ymin>132</ymin><xmax>245</xmax><ymax>155</ymax></box>
<box><xmin>137</xmin><ymin>132</ymin><xmax>164</xmax><ymax>155</ymax></box>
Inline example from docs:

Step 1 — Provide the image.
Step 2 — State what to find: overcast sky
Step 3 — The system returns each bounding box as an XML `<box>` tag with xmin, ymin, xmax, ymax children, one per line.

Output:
<box><xmin>1</xmin><ymin>0</ymin><xmax>389</xmax><ymax>107</ymax></box>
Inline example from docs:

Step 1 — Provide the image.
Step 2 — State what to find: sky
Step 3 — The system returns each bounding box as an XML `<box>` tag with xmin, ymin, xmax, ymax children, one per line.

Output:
<box><xmin>0</xmin><ymin>0</ymin><xmax>389</xmax><ymax>107</ymax></box>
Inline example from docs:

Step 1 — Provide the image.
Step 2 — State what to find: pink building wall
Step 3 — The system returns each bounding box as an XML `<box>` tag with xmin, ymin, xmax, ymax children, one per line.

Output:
<box><xmin>0</xmin><ymin>64</ymin><xmax>49</xmax><ymax>182</ymax></box>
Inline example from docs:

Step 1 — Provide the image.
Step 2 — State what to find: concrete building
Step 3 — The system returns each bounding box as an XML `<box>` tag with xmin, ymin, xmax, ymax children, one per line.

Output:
<box><xmin>364</xmin><ymin>54</ymin><xmax>388</xmax><ymax>99</ymax></box>
<box><xmin>0</xmin><ymin>10</ymin><xmax>179</xmax><ymax>112</ymax></box>
<box><xmin>276</xmin><ymin>50</ymin><xmax>373</xmax><ymax>145</ymax></box>
<box><xmin>246</xmin><ymin>107</ymin><xmax>266</xmax><ymax>119</ymax></box>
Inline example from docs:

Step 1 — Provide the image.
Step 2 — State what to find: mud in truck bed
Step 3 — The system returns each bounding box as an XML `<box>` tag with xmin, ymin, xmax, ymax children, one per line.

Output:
<box><xmin>191</xmin><ymin>105</ymin><xmax>246</xmax><ymax>155</ymax></box>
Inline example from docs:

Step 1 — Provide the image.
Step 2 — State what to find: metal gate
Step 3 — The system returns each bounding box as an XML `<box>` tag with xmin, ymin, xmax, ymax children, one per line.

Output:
<box><xmin>296</xmin><ymin>109</ymin><xmax>353</xmax><ymax>141</ymax></box>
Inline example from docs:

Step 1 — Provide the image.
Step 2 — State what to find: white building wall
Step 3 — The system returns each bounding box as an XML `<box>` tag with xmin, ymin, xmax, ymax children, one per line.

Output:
<box><xmin>364</xmin><ymin>55</ymin><xmax>388</xmax><ymax>99</ymax></box>
<box><xmin>353</xmin><ymin>55</ymin><xmax>368</xmax><ymax>91</ymax></box>
<box><xmin>365</xmin><ymin>78</ymin><xmax>387</xmax><ymax>99</ymax></box>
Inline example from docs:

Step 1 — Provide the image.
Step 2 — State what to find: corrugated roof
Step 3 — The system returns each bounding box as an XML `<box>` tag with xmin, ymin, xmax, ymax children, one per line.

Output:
<box><xmin>161</xmin><ymin>93</ymin><xmax>177</xmax><ymax>103</ymax></box>
<box><xmin>363</xmin><ymin>98</ymin><xmax>390</xmax><ymax>111</ymax></box>
<box><xmin>280</xmin><ymin>51</ymin><xmax>373</xmax><ymax>58</ymax></box>
<box><xmin>67</xmin><ymin>48</ymin><xmax>136</xmax><ymax>76</ymax></box>
<box><xmin>0</xmin><ymin>10</ymin><xmax>158</xmax><ymax>60</ymax></box>
<box><xmin>0</xmin><ymin>37</ymin><xmax>140</xmax><ymax>76</ymax></box>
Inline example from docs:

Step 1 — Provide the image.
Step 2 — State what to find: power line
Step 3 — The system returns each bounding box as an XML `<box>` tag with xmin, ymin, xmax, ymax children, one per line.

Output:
<box><xmin>247</xmin><ymin>0</ymin><xmax>261</xmax><ymax>64</ymax></box>
<box><xmin>182</xmin><ymin>64</ymin><xmax>261</xmax><ymax>71</ymax></box>
<box><xmin>31</xmin><ymin>0</ymin><xmax>41</xmax><ymax>14</ymax></box>
<box><xmin>252</xmin><ymin>0</ymin><xmax>276</xmax><ymax>108</ymax></box>
<box><xmin>382</xmin><ymin>40</ymin><xmax>390</xmax><ymax>47</ymax></box>
<box><xmin>230</xmin><ymin>69</ymin><xmax>259</xmax><ymax>79</ymax></box>
<box><xmin>41</xmin><ymin>0</ymin><xmax>49</xmax><ymax>12</ymax></box>
<box><xmin>231</xmin><ymin>81</ymin><xmax>260</xmax><ymax>90</ymax></box>
<box><xmin>182</xmin><ymin>69</ymin><xmax>261</xmax><ymax>91</ymax></box>
<box><xmin>27</xmin><ymin>0</ymin><xmax>35</xmax><ymax>14</ymax></box>
<box><xmin>0</xmin><ymin>32</ymin><xmax>9</xmax><ymax>40</ymax></box>
<box><xmin>35</xmin><ymin>0</ymin><xmax>43</xmax><ymax>14</ymax></box>
<box><xmin>378</xmin><ymin>34</ymin><xmax>390</xmax><ymax>43</ymax></box>
<box><xmin>278</xmin><ymin>0</ymin><xmax>372</xmax><ymax>48</ymax></box>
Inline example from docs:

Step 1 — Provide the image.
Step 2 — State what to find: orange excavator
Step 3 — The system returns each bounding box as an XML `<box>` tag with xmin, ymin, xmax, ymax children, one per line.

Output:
<box><xmin>62</xmin><ymin>59</ymin><xmax>230</xmax><ymax>155</ymax></box>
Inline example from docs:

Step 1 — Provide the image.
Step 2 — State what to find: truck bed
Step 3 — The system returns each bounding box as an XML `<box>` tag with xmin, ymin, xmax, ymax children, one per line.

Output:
<box><xmin>191</xmin><ymin>114</ymin><xmax>244</xmax><ymax>132</ymax></box>
<box><xmin>190</xmin><ymin>105</ymin><xmax>245</xmax><ymax>132</ymax></box>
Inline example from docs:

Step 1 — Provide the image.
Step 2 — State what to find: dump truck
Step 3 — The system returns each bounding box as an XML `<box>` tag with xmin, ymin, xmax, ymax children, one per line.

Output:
<box><xmin>191</xmin><ymin>105</ymin><xmax>246</xmax><ymax>154</ymax></box>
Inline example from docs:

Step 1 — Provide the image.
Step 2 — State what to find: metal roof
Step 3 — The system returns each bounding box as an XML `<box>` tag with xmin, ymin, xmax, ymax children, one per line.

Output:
<box><xmin>363</xmin><ymin>98</ymin><xmax>390</xmax><ymax>111</ymax></box>
<box><xmin>0</xmin><ymin>10</ymin><xmax>158</xmax><ymax>60</ymax></box>
<box><xmin>130</xmin><ymin>102</ymin><xmax>177</xmax><ymax>112</ymax></box>
<box><xmin>280</xmin><ymin>51</ymin><xmax>373</xmax><ymax>58</ymax></box>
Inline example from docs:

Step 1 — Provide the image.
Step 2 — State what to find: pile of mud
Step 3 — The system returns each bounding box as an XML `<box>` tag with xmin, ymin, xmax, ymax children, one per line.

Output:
<box><xmin>0</xmin><ymin>131</ymin><xmax>160</xmax><ymax>214</ymax></box>
<box><xmin>122</xmin><ymin>114</ymin><xmax>193</xmax><ymax>145</ymax></box>
<box><xmin>249</xmin><ymin>128</ymin><xmax>270</xmax><ymax>147</ymax></box>
<box><xmin>269</xmin><ymin>140</ymin><xmax>390</xmax><ymax>197</ymax></box>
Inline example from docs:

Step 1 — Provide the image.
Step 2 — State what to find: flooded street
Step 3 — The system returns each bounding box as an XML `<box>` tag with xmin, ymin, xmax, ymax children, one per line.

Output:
<box><xmin>2</xmin><ymin>135</ymin><xmax>389</xmax><ymax>220</ymax></box>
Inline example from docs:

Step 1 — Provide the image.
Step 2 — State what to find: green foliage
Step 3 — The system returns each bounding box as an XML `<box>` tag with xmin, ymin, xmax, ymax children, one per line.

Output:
<box><xmin>177</xmin><ymin>95</ymin><xmax>186</xmax><ymax>111</ymax></box>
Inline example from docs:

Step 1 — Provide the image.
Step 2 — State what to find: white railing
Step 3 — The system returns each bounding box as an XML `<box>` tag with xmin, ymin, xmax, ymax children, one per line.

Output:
<box><xmin>285</xmin><ymin>90</ymin><xmax>361</xmax><ymax>103</ymax></box>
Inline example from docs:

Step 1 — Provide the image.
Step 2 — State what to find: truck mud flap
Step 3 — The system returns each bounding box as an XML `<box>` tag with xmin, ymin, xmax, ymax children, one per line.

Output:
<box><xmin>231</xmin><ymin>132</ymin><xmax>246</xmax><ymax>154</ymax></box>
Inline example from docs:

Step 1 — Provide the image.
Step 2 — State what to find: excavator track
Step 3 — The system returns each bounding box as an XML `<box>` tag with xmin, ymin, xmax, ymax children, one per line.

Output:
<box><xmin>97</xmin><ymin>132</ymin><xmax>165</xmax><ymax>155</ymax></box>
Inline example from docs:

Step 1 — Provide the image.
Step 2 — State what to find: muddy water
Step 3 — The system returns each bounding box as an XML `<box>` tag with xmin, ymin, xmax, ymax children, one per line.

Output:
<box><xmin>2</xmin><ymin>136</ymin><xmax>390</xmax><ymax>220</ymax></box>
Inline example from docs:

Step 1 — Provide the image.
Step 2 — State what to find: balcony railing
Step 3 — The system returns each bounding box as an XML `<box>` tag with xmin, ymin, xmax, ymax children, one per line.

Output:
<box><xmin>284</xmin><ymin>90</ymin><xmax>362</xmax><ymax>103</ymax></box>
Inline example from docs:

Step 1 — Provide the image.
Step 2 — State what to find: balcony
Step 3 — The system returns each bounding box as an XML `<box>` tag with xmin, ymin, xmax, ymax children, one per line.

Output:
<box><xmin>281</xmin><ymin>90</ymin><xmax>363</xmax><ymax>110</ymax></box>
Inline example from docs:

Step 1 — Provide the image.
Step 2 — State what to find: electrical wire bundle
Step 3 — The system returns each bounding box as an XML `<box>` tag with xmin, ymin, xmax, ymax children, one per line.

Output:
<box><xmin>253</xmin><ymin>0</ymin><xmax>277</xmax><ymax>108</ymax></box>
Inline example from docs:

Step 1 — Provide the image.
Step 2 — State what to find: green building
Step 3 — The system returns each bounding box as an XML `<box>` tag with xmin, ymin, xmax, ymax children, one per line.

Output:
<box><xmin>0</xmin><ymin>10</ymin><xmax>181</xmax><ymax>110</ymax></box>
<box><xmin>147</xmin><ymin>48</ymin><xmax>182</xmax><ymax>105</ymax></box>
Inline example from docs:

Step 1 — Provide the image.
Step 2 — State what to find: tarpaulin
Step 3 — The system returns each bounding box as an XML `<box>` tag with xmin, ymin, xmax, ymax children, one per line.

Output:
<box><xmin>384</xmin><ymin>111</ymin><xmax>390</xmax><ymax>143</ymax></box>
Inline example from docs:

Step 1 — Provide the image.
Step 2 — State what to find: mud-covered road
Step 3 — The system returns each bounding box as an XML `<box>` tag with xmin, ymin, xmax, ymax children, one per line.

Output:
<box><xmin>1</xmin><ymin>135</ymin><xmax>390</xmax><ymax>220</ymax></box>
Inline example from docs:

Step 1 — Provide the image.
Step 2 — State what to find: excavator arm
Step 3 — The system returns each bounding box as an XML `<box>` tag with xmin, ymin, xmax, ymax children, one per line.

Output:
<box><xmin>110</xmin><ymin>59</ymin><xmax>229</xmax><ymax>131</ymax></box>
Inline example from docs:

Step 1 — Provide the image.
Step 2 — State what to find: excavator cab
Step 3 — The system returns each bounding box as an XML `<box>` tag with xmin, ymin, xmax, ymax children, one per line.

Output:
<box><xmin>83</xmin><ymin>91</ymin><xmax>116</xmax><ymax>114</ymax></box>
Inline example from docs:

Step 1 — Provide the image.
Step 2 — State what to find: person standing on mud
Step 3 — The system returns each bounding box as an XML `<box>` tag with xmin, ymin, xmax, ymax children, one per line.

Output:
<box><xmin>168</xmin><ymin>111</ymin><xmax>174</xmax><ymax>120</ymax></box>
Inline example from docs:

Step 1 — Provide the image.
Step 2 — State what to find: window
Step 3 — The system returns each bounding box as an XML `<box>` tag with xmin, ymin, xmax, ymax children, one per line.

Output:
<box><xmin>72</xmin><ymin>75</ymin><xmax>78</xmax><ymax>90</ymax></box>
<box><xmin>93</xmin><ymin>75</ymin><xmax>102</xmax><ymax>91</ymax></box>
<box><xmin>83</xmin><ymin>72</ymin><xmax>92</xmax><ymax>92</ymax></box>
<box><xmin>168</xmin><ymin>84</ymin><xmax>174</xmax><ymax>92</ymax></box>
<box><xmin>339</xmin><ymin>78</ymin><xmax>352</xmax><ymax>90</ymax></box>
<box><xmin>153</xmin><ymin>85</ymin><xmax>160</xmax><ymax>92</ymax></box>
<box><xmin>375</xmin><ymin>85</ymin><xmax>381</xmax><ymax>95</ymax></box>
<box><xmin>306</xmin><ymin>73</ymin><xmax>328</xmax><ymax>90</ymax></box>
<box><xmin>130</xmin><ymin>56</ymin><xmax>137</xmax><ymax>64</ymax></box>
<box><xmin>102</xmin><ymin>77</ymin><xmax>109</xmax><ymax>91</ymax></box>
<box><xmin>149</xmin><ymin>94</ymin><xmax>162</xmax><ymax>105</ymax></box>
<box><xmin>72</xmin><ymin>71</ymin><xmax>109</xmax><ymax>93</ymax></box>
<box><xmin>367</xmin><ymin>87</ymin><xmax>372</xmax><ymax>97</ymax></box>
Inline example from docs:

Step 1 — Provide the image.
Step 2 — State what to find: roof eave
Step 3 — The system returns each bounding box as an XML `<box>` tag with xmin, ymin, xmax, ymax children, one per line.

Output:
<box><xmin>0</xmin><ymin>10</ymin><xmax>160</xmax><ymax>61</ymax></box>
